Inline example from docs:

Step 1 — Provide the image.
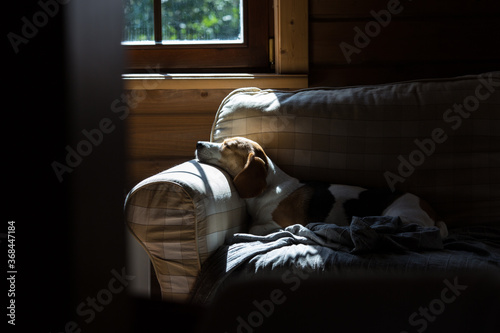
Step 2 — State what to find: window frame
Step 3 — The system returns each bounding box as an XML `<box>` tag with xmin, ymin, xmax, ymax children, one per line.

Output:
<box><xmin>123</xmin><ymin>0</ymin><xmax>273</xmax><ymax>73</ymax></box>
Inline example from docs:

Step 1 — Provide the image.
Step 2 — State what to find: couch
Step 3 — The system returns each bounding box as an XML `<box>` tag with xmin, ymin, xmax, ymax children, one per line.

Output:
<box><xmin>125</xmin><ymin>73</ymin><xmax>500</xmax><ymax>331</ymax></box>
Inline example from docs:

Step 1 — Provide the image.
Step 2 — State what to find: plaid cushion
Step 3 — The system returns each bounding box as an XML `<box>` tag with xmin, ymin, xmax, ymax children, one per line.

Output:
<box><xmin>125</xmin><ymin>161</ymin><xmax>247</xmax><ymax>301</ymax></box>
<box><xmin>212</xmin><ymin>72</ymin><xmax>500</xmax><ymax>227</ymax></box>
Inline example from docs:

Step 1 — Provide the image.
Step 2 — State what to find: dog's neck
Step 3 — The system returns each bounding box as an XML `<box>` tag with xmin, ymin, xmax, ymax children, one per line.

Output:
<box><xmin>264</xmin><ymin>158</ymin><xmax>299</xmax><ymax>192</ymax></box>
<box><xmin>245</xmin><ymin>157</ymin><xmax>301</xmax><ymax>228</ymax></box>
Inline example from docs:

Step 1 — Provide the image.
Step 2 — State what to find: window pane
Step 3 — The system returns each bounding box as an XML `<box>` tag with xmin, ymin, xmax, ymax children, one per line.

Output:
<box><xmin>123</xmin><ymin>0</ymin><xmax>155</xmax><ymax>44</ymax></box>
<box><xmin>161</xmin><ymin>0</ymin><xmax>243</xmax><ymax>44</ymax></box>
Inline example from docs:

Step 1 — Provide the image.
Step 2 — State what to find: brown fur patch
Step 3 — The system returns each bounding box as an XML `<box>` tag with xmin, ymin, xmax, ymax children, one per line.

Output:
<box><xmin>219</xmin><ymin>137</ymin><xmax>268</xmax><ymax>178</ymax></box>
<box><xmin>272</xmin><ymin>185</ymin><xmax>313</xmax><ymax>228</ymax></box>
<box><xmin>233</xmin><ymin>152</ymin><xmax>268</xmax><ymax>198</ymax></box>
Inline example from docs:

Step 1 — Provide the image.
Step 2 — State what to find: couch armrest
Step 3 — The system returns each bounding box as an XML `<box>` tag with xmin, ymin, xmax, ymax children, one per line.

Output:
<box><xmin>124</xmin><ymin>160</ymin><xmax>247</xmax><ymax>302</ymax></box>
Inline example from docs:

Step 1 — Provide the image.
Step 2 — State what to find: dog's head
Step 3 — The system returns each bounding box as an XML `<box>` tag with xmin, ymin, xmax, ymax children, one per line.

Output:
<box><xmin>196</xmin><ymin>137</ymin><xmax>269</xmax><ymax>198</ymax></box>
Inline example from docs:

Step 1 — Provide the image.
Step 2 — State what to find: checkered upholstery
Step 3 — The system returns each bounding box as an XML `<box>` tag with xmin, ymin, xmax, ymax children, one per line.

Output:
<box><xmin>212</xmin><ymin>72</ymin><xmax>500</xmax><ymax>227</ymax></box>
<box><xmin>125</xmin><ymin>72</ymin><xmax>499</xmax><ymax>302</ymax></box>
<box><xmin>125</xmin><ymin>161</ymin><xmax>247</xmax><ymax>301</ymax></box>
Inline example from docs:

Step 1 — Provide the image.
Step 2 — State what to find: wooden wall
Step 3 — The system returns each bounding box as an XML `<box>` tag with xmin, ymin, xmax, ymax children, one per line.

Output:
<box><xmin>309</xmin><ymin>0</ymin><xmax>500</xmax><ymax>86</ymax></box>
<box><xmin>125</xmin><ymin>88</ymin><xmax>232</xmax><ymax>189</ymax></box>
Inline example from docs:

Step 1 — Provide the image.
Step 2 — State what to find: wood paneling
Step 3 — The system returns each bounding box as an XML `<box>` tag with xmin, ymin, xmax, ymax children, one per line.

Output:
<box><xmin>128</xmin><ymin>89</ymin><xmax>233</xmax><ymax>114</ymax></box>
<box><xmin>309</xmin><ymin>0</ymin><xmax>500</xmax><ymax>19</ymax></box>
<box><xmin>310</xmin><ymin>19</ymin><xmax>500</xmax><ymax>65</ymax></box>
<box><xmin>308</xmin><ymin>0</ymin><xmax>500</xmax><ymax>86</ymax></box>
<box><xmin>127</xmin><ymin>114</ymin><xmax>214</xmax><ymax>159</ymax></box>
<box><xmin>124</xmin><ymin>88</ymin><xmax>227</xmax><ymax>189</ymax></box>
<box><xmin>274</xmin><ymin>0</ymin><xmax>309</xmax><ymax>73</ymax></box>
<box><xmin>309</xmin><ymin>61</ymin><xmax>500</xmax><ymax>87</ymax></box>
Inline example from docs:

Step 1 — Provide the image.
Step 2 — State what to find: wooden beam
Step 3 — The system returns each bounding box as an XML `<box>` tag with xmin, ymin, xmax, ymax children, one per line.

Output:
<box><xmin>274</xmin><ymin>0</ymin><xmax>309</xmax><ymax>74</ymax></box>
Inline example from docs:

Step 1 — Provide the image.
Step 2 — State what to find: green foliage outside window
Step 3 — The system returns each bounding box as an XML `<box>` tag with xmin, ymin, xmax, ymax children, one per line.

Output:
<box><xmin>123</xmin><ymin>0</ymin><xmax>242</xmax><ymax>43</ymax></box>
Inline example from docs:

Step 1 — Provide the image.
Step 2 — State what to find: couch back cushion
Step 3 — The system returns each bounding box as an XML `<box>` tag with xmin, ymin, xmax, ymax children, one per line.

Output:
<box><xmin>211</xmin><ymin>73</ymin><xmax>500</xmax><ymax>227</ymax></box>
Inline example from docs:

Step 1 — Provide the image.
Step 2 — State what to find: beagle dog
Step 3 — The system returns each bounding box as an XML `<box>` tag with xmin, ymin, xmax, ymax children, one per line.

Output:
<box><xmin>196</xmin><ymin>137</ymin><xmax>448</xmax><ymax>238</ymax></box>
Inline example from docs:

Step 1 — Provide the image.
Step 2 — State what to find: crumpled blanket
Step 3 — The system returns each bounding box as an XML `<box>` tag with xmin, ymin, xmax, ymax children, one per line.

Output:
<box><xmin>191</xmin><ymin>217</ymin><xmax>500</xmax><ymax>304</ymax></box>
<box><xmin>223</xmin><ymin>216</ymin><xmax>442</xmax><ymax>272</ymax></box>
<box><xmin>307</xmin><ymin>216</ymin><xmax>443</xmax><ymax>253</ymax></box>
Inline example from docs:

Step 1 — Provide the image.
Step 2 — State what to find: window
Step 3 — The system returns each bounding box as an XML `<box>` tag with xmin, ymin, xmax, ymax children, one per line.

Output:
<box><xmin>123</xmin><ymin>0</ymin><xmax>243</xmax><ymax>44</ymax></box>
<box><xmin>122</xmin><ymin>0</ymin><xmax>272</xmax><ymax>73</ymax></box>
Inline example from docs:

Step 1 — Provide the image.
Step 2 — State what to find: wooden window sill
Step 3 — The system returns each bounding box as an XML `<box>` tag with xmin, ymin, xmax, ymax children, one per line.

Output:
<box><xmin>122</xmin><ymin>73</ymin><xmax>308</xmax><ymax>90</ymax></box>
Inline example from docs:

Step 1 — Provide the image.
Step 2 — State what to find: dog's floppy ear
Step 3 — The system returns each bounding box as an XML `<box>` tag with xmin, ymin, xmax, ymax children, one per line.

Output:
<box><xmin>233</xmin><ymin>152</ymin><xmax>267</xmax><ymax>198</ymax></box>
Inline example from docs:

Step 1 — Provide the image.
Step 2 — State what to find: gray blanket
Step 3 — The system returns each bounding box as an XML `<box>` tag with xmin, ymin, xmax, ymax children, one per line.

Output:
<box><xmin>192</xmin><ymin>217</ymin><xmax>500</xmax><ymax>304</ymax></box>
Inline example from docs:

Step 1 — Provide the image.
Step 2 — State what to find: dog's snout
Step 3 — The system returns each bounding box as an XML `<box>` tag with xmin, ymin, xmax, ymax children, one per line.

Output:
<box><xmin>196</xmin><ymin>141</ymin><xmax>222</xmax><ymax>164</ymax></box>
<box><xmin>197</xmin><ymin>141</ymin><xmax>212</xmax><ymax>151</ymax></box>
